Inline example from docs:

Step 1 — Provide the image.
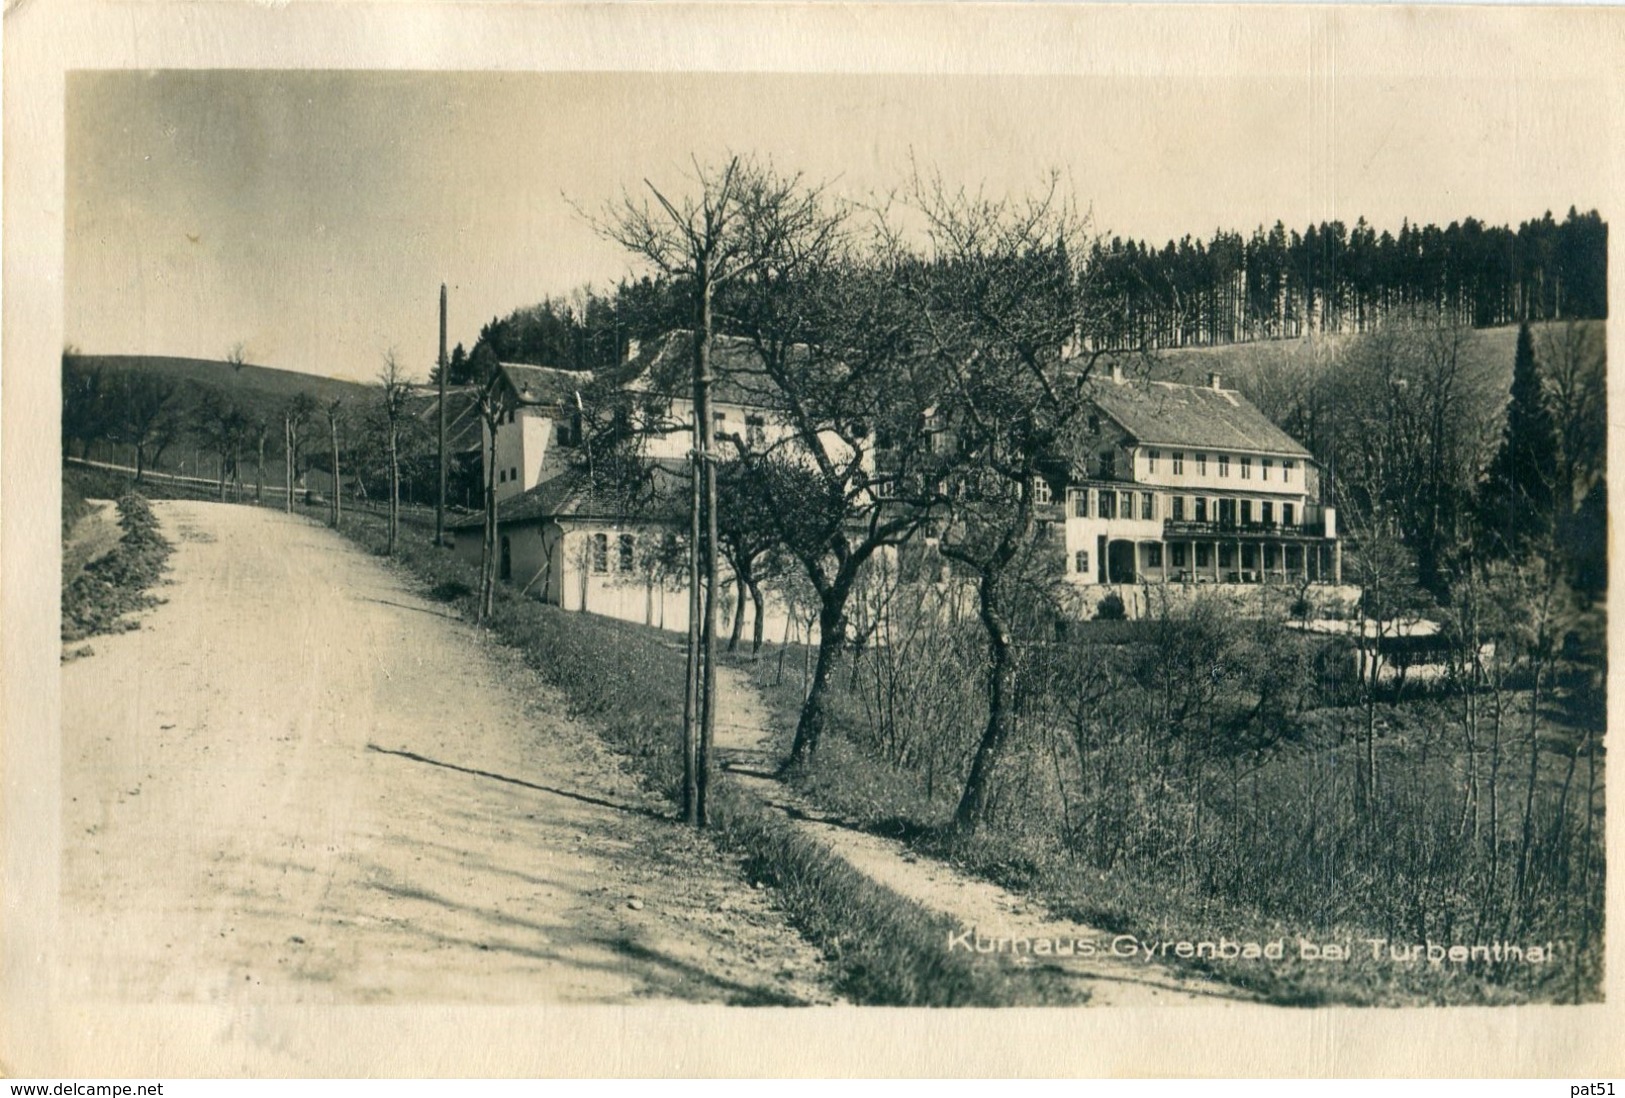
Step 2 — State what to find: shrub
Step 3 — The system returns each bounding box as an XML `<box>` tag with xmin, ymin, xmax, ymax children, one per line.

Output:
<box><xmin>61</xmin><ymin>493</ymin><xmax>173</xmax><ymax>642</ymax></box>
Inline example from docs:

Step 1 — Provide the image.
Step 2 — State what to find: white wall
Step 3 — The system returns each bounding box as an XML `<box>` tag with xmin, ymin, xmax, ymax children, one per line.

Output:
<box><xmin>1130</xmin><ymin>444</ymin><xmax>1309</xmax><ymax>497</ymax></box>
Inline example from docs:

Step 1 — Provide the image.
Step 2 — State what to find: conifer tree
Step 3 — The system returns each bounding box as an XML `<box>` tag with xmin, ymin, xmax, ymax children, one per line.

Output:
<box><xmin>1478</xmin><ymin>322</ymin><xmax>1560</xmax><ymax>555</ymax></box>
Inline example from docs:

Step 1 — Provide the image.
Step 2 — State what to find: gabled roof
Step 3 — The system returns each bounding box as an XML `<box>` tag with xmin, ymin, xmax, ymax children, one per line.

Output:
<box><xmin>448</xmin><ymin>459</ymin><xmax>689</xmax><ymax>530</ymax></box>
<box><xmin>407</xmin><ymin>386</ymin><xmax>483</xmax><ymax>454</ymax></box>
<box><xmin>605</xmin><ymin>330</ymin><xmax>796</xmax><ymax>411</ymax></box>
<box><xmin>499</xmin><ymin>362</ymin><xmax>593</xmax><ymax>408</ymax></box>
<box><xmin>1086</xmin><ymin>378</ymin><xmax>1312</xmax><ymax>459</ymax></box>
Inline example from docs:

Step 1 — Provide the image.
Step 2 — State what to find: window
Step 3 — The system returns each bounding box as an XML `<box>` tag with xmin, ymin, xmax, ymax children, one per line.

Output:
<box><xmin>1196</xmin><ymin>543</ymin><xmax>1211</xmax><ymax>567</ymax></box>
<box><xmin>1098</xmin><ymin>451</ymin><xmax>1116</xmax><ymax>479</ymax></box>
<box><xmin>1194</xmin><ymin>497</ymin><xmax>1208</xmax><ymax>522</ymax></box>
<box><xmin>1218</xmin><ymin>455</ymin><xmax>1230</xmax><ymax>478</ymax></box>
<box><xmin>590</xmin><ymin>533</ymin><xmax>609</xmax><ymax>574</ymax></box>
<box><xmin>1071</xmin><ymin>489</ymin><xmax>1089</xmax><ymax>517</ymax></box>
<box><xmin>1075</xmin><ymin>550</ymin><xmax>1090</xmax><ymax>575</ymax></box>
<box><xmin>618</xmin><ymin>533</ymin><xmax>636</xmax><ymax>573</ymax></box>
<box><xmin>1261</xmin><ymin>501</ymin><xmax>1274</xmax><ymax>526</ymax></box>
<box><xmin>511</xmin><ymin>467</ymin><xmax>518</xmax><ymax>483</ymax></box>
<box><xmin>1219</xmin><ymin>498</ymin><xmax>1236</xmax><ymax>525</ymax></box>
<box><xmin>1283</xmin><ymin>460</ymin><xmax>1296</xmax><ymax>482</ymax></box>
<box><xmin>499</xmin><ymin>469</ymin><xmax>507</xmax><ymax>483</ymax></box>
<box><xmin>1098</xmin><ymin>491</ymin><xmax>1115</xmax><ymax>519</ymax></box>
<box><xmin>1172</xmin><ymin>496</ymin><xmax>1186</xmax><ymax>521</ymax></box>
<box><xmin>1120</xmin><ymin>492</ymin><xmax>1134</xmax><ymax>518</ymax></box>
<box><xmin>1219</xmin><ymin>543</ymin><xmax>1234</xmax><ymax>568</ymax></box>
<box><xmin>1283</xmin><ymin>503</ymin><xmax>1296</xmax><ymax>527</ymax></box>
<box><xmin>1196</xmin><ymin>453</ymin><xmax>1207</xmax><ymax>476</ymax></box>
<box><xmin>1146</xmin><ymin>543</ymin><xmax>1163</xmax><ymax>568</ymax></box>
<box><xmin>1173</xmin><ymin>451</ymin><xmax>1184</xmax><ymax>475</ymax></box>
<box><xmin>1261</xmin><ymin>458</ymin><xmax>1273</xmax><ymax>482</ymax></box>
<box><xmin>745</xmin><ymin>415</ymin><xmax>766</xmax><ymax>449</ymax></box>
<box><xmin>1147</xmin><ymin>449</ymin><xmax>1159</xmax><ymax>474</ymax></box>
<box><xmin>1240</xmin><ymin>456</ymin><xmax>1252</xmax><ymax>480</ymax></box>
<box><xmin>1141</xmin><ymin>492</ymin><xmax>1154</xmax><ymax>520</ymax></box>
<box><xmin>1036</xmin><ymin>520</ymin><xmax>1057</xmax><ymax>543</ymax></box>
<box><xmin>1033</xmin><ymin>478</ymin><xmax>1052</xmax><ymax>504</ymax></box>
<box><xmin>1172</xmin><ymin>543</ymin><xmax>1187</xmax><ymax>568</ymax></box>
<box><xmin>1240</xmin><ymin>499</ymin><xmax>1253</xmax><ymax>524</ymax></box>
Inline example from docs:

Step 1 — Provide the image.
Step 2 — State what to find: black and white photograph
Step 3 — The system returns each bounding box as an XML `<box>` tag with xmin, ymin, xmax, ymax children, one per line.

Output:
<box><xmin>4</xmin><ymin>0</ymin><xmax>1622</xmax><ymax>1080</ymax></box>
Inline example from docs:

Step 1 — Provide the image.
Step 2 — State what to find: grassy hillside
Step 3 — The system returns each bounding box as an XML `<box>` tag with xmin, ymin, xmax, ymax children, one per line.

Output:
<box><xmin>1146</xmin><ymin>320</ymin><xmax>1601</xmax><ymax>395</ymax></box>
<box><xmin>66</xmin><ymin>354</ymin><xmax>374</xmax><ymax>408</ymax></box>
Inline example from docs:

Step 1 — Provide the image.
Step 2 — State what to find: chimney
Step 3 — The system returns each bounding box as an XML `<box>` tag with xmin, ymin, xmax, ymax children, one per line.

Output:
<box><xmin>1208</xmin><ymin>371</ymin><xmax>1223</xmax><ymax>390</ymax></box>
<box><xmin>1110</xmin><ymin>360</ymin><xmax>1124</xmax><ymax>384</ymax></box>
<box><xmin>625</xmin><ymin>337</ymin><xmax>642</xmax><ymax>363</ymax></box>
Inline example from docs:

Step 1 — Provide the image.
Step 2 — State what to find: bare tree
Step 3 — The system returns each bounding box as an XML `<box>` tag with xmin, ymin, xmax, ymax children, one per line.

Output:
<box><xmin>590</xmin><ymin>155</ymin><xmax>762</xmax><ymax>826</ymax></box>
<box><xmin>897</xmin><ymin>171</ymin><xmax>1131</xmax><ymax>829</ymax></box>
<box><xmin>192</xmin><ymin>389</ymin><xmax>250</xmax><ymax>501</ymax></box>
<box><xmin>282</xmin><ymin>393</ymin><xmax>319</xmax><ymax>512</ymax></box>
<box><xmin>469</xmin><ymin>353</ymin><xmax>512</xmax><ymax>623</ymax></box>
<box><xmin>114</xmin><ymin>373</ymin><xmax>183</xmax><ymax>482</ymax></box>
<box><xmin>325</xmin><ymin>398</ymin><xmax>347</xmax><ymax>528</ymax></box>
<box><xmin>377</xmin><ymin>351</ymin><xmax>414</xmax><ymax>554</ymax></box>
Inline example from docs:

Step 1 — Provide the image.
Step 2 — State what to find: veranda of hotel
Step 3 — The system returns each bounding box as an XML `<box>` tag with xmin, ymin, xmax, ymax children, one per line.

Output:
<box><xmin>1061</xmin><ymin>483</ymin><xmax>1343</xmax><ymax>587</ymax></box>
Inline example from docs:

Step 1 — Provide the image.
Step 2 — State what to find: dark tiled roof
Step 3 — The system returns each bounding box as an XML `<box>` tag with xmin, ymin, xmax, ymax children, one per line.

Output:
<box><xmin>499</xmin><ymin>363</ymin><xmax>593</xmax><ymax>407</ymax></box>
<box><xmin>407</xmin><ymin>386</ymin><xmax>483</xmax><ymax>454</ymax></box>
<box><xmin>605</xmin><ymin>330</ymin><xmax>795</xmax><ymax>411</ymax></box>
<box><xmin>1087</xmin><ymin>378</ymin><xmax>1311</xmax><ymax>458</ymax></box>
<box><xmin>448</xmin><ymin>459</ymin><xmax>690</xmax><ymax>530</ymax></box>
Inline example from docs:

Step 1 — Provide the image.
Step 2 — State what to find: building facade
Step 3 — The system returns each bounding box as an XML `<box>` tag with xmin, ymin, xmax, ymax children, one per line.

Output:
<box><xmin>1059</xmin><ymin>369</ymin><xmax>1342</xmax><ymax>593</ymax></box>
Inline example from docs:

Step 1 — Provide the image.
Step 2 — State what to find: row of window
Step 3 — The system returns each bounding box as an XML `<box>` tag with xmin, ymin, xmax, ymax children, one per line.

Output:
<box><xmin>1068</xmin><ymin>488</ymin><xmax>1299</xmax><ymax>528</ymax></box>
<box><xmin>1071</xmin><ymin>542</ymin><xmax>1310</xmax><ymax>575</ymax></box>
<box><xmin>497</xmin><ymin>465</ymin><xmax>520</xmax><ymax>484</ymax></box>
<box><xmin>1146</xmin><ymin>449</ymin><xmax>1296</xmax><ymax>483</ymax></box>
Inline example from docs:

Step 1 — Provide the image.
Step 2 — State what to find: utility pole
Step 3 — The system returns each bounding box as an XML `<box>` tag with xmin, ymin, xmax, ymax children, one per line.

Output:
<box><xmin>696</xmin><ymin>272</ymin><xmax>720</xmax><ymax>826</ymax></box>
<box><xmin>435</xmin><ymin>282</ymin><xmax>448</xmax><ymax>547</ymax></box>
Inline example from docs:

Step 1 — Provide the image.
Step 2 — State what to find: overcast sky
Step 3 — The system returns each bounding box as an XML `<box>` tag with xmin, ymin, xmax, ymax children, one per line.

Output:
<box><xmin>66</xmin><ymin>67</ymin><xmax>1611</xmax><ymax>383</ymax></box>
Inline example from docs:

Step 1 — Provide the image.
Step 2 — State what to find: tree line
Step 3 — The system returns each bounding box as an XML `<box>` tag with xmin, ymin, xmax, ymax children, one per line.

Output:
<box><xmin>449</xmin><ymin>206</ymin><xmax>1607</xmax><ymax>379</ymax></box>
<box><xmin>60</xmin><ymin>353</ymin><xmax>479</xmax><ymax>529</ymax></box>
<box><xmin>1085</xmin><ymin>208</ymin><xmax>1607</xmax><ymax>349</ymax></box>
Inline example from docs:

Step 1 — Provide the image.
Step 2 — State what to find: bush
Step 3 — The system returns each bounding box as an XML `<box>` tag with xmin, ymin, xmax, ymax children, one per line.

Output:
<box><xmin>61</xmin><ymin>493</ymin><xmax>173</xmax><ymax>642</ymax></box>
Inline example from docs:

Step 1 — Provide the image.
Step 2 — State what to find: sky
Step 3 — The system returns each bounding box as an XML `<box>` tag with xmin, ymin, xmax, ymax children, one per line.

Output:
<box><xmin>65</xmin><ymin>66</ymin><xmax>1613</xmax><ymax>383</ymax></box>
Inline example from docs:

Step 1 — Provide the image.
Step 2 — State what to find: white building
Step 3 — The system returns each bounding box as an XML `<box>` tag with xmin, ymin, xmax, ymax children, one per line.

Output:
<box><xmin>1059</xmin><ymin>368</ymin><xmax>1344</xmax><ymax>597</ymax></box>
<box><xmin>451</xmin><ymin>332</ymin><xmax>810</xmax><ymax>638</ymax></box>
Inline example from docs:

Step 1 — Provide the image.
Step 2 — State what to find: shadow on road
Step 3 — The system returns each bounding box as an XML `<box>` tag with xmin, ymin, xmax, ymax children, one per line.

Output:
<box><xmin>365</xmin><ymin>743</ymin><xmax>671</xmax><ymax>822</ymax></box>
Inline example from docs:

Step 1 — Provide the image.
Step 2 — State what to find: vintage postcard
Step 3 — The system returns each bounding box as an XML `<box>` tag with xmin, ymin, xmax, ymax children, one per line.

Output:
<box><xmin>4</xmin><ymin>0</ymin><xmax>1623</xmax><ymax>1078</ymax></box>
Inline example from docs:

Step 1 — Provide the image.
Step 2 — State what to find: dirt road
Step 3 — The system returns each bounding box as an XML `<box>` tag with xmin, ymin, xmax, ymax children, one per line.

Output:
<box><xmin>59</xmin><ymin>501</ymin><xmax>831</xmax><ymax>1005</ymax></box>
